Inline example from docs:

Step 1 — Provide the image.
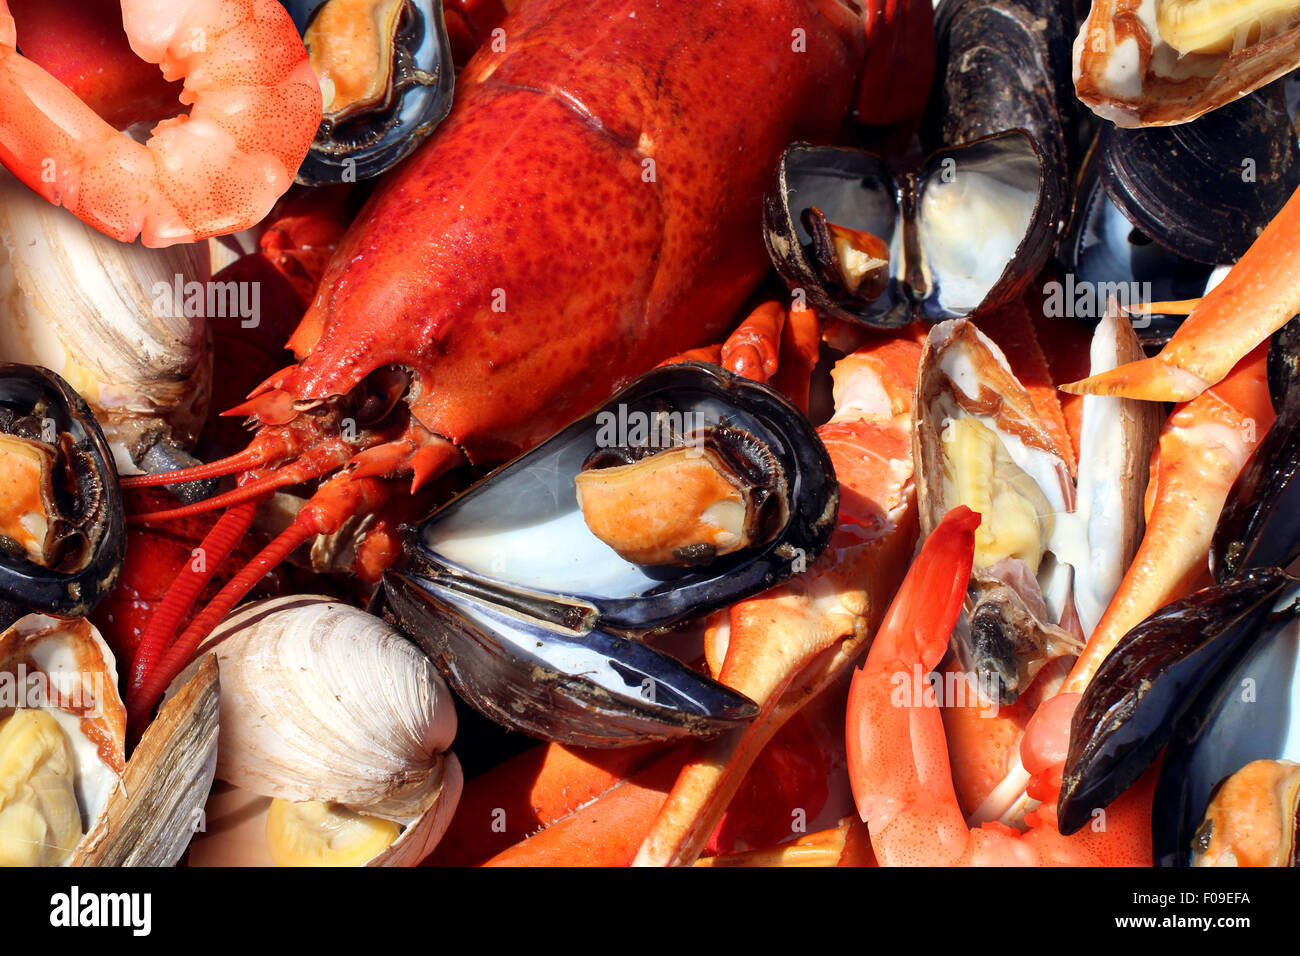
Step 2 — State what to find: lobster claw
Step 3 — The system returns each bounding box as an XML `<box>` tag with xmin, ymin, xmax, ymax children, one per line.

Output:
<box><xmin>379</xmin><ymin>362</ymin><xmax>839</xmax><ymax>747</ymax></box>
<box><xmin>382</xmin><ymin>564</ymin><xmax>759</xmax><ymax>748</ymax></box>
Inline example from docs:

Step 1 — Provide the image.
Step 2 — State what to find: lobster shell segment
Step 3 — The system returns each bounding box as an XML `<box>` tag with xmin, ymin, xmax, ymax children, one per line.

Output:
<box><xmin>282</xmin><ymin>0</ymin><xmax>865</xmax><ymax>463</ymax></box>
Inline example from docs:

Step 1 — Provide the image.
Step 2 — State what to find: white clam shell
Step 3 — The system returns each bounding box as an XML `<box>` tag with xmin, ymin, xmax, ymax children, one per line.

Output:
<box><xmin>0</xmin><ymin>169</ymin><xmax>211</xmax><ymax>472</ymax></box>
<box><xmin>201</xmin><ymin>596</ymin><xmax>458</xmax><ymax>824</ymax></box>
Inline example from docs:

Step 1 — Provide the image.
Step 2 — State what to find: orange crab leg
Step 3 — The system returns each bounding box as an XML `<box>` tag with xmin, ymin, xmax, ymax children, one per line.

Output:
<box><xmin>633</xmin><ymin>338</ymin><xmax>923</xmax><ymax>866</ymax></box>
<box><xmin>1062</xmin><ymin>342</ymin><xmax>1274</xmax><ymax>694</ymax></box>
<box><xmin>426</xmin><ymin>743</ymin><xmax>667</xmax><ymax>866</ymax></box>
<box><xmin>694</xmin><ymin>816</ymin><xmax>874</xmax><ymax>867</ymax></box>
<box><xmin>1063</xmin><ymin>185</ymin><xmax>1300</xmax><ymax>402</ymax></box>
<box><xmin>482</xmin><ymin>748</ymin><xmax>690</xmax><ymax>867</ymax></box>
<box><xmin>847</xmin><ymin>507</ymin><xmax>1152</xmax><ymax>866</ymax></box>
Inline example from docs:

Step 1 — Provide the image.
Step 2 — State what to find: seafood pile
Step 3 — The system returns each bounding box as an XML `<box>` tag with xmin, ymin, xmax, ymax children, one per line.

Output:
<box><xmin>1</xmin><ymin>0</ymin><xmax>1300</xmax><ymax>870</ymax></box>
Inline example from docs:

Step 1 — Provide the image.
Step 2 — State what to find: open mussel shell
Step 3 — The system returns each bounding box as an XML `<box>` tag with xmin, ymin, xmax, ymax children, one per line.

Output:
<box><xmin>1153</xmin><ymin>579</ymin><xmax>1300</xmax><ymax>866</ymax></box>
<box><xmin>1058</xmin><ymin>142</ymin><xmax>1225</xmax><ymax>345</ymax></box>
<box><xmin>764</xmin><ymin>132</ymin><xmax>1050</xmax><ymax>328</ymax></box>
<box><xmin>0</xmin><ymin>364</ymin><xmax>123</xmax><ymax>622</ymax></box>
<box><xmin>1099</xmin><ymin>84</ymin><xmax>1300</xmax><ymax>265</ymax></box>
<box><xmin>283</xmin><ymin>0</ymin><xmax>455</xmax><ymax>185</ymax></box>
<box><xmin>915</xmin><ymin>133</ymin><xmax>1053</xmax><ymax>319</ymax></box>
<box><xmin>1058</xmin><ymin>570</ymin><xmax>1290</xmax><ymax>837</ymax></box>
<box><xmin>930</xmin><ymin>0</ymin><xmax>1081</xmax><ymax>234</ymax></box>
<box><xmin>763</xmin><ymin>144</ymin><xmax>910</xmax><ymax>328</ymax></box>
<box><xmin>382</xmin><ymin>362</ymin><xmax>838</xmax><ymax>746</ymax></box>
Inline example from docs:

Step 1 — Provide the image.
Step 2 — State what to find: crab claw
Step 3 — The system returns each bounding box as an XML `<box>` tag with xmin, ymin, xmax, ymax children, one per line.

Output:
<box><xmin>1061</xmin><ymin>185</ymin><xmax>1300</xmax><ymax>403</ymax></box>
<box><xmin>381</xmin><ymin>566</ymin><xmax>758</xmax><ymax>748</ymax></box>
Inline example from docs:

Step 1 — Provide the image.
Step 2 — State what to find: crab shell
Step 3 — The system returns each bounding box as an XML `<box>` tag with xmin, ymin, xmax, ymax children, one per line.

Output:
<box><xmin>1073</xmin><ymin>0</ymin><xmax>1300</xmax><ymax>127</ymax></box>
<box><xmin>185</xmin><ymin>596</ymin><xmax>462</xmax><ymax>867</ymax></box>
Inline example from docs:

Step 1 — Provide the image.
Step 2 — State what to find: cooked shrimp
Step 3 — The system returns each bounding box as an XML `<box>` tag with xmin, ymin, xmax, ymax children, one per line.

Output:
<box><xmin>0</xmin><ymin>0</ymin><xmax>321</xmax><ymax>246</ymax></box>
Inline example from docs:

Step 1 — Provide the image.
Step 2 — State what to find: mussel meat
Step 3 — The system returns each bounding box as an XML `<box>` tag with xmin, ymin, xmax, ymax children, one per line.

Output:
<box><xmin>575</xmin><ymin>424</ymin><xmax>789</xmax><ymax>567</ymax></box>
<box><xmin>1192</xmin><ymin>759</ymin><xmax>1300</xmax><ymax>866</ymax></box>
<box><xmin>282</xmin><ymin>0</ymin><xmax>456</xmax><ymax>185</ymax></box>
<box><xmin>0</xmin><ymin>365</ymin><xmax>124</xmax><ymax>626</ymax></box>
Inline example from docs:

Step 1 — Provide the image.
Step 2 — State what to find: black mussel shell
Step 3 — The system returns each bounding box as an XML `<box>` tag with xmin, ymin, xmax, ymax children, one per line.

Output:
<box><xmin>1153</xmin><ymin>580</ymin><xmax>1300</xmax><ymax>866</ymax></box>
<box><xmin>915</xmin><ymin>132</ymin><xmax>1052</xmax><ymax>320</ymax></box>
<box><xmin>0</xmin><ymin>364</ymin><xmax>124</xmax><ymax>621</ymax></box>
<box><xmin>764</xmin><ymin>145</ymin><xmax>911</xmax><ymax>328</ymax></box>
<box><xmin>380</xmin><ymin>571</ymin><xmax>759</xmax><ymax>748</ymax></box>
<box><xmin>382</xmin><ymin>363</ymin><xmax>837</xmax><ymax>745</ymax></box>
<box><xmin>1058</xmin><ymin>569</ymin><xmax>1290</xmax><ymax>837</ymax></box>
<box><xmin>765</xmin><ymin>132</ymin><xmax>1050</xmax><ymax>327</ymax></box>
<box><xmin>1268</xmin><ymin>315</ymin><xmax>1300</xmax><ymax>411</ymax></box>
<box><xmin>1058</xmin><ymin>141</ymin><xmax>1223</xmax><ymax>346</ymax></box>
<box><xmin>1099</xmin><ymin>83</ymin><xmax>1300</xmax><ymax>266</ymax></box>
<box><xmin>930</xmin><ymin>0</ymin><xmax>1080</xmax><ymax>238</ymax></box>
<box><xmin>283</xmin><ymin>0</ymin><xmax>455</xmax><ymax>185</ymax></box>
<box><xmin>1212</xmin><ymin>392</ymin><xmax>1300</xmax><ymax>582</ymax></box>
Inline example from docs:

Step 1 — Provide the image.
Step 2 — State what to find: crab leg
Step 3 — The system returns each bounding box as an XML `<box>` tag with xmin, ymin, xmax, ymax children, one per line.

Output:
<box><xmin>633</xmin><ymin>337</ymin><xmax>923</xmax><ymax>866</ymax></box>
<box><xmin>847</xmin><ymin>507</ymin><xmax>1153</xmax><ymax>865</ymax></box>
<box><xmin>1062</xmin><ymin>342</ymin><xmax>1274</xmax><ymax>694</ymax></box>
<box><xmin>1062</xmin><ymin>185</ymin><xmax>1300</xmax><ymax>402</ymax></box>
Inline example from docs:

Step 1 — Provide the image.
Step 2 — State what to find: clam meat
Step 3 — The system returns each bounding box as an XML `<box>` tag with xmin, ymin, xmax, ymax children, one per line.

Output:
<box><xmin>1075</xmin><ymin>0</ymin><xmax>1300</xmax><ymax>126</ymax></box>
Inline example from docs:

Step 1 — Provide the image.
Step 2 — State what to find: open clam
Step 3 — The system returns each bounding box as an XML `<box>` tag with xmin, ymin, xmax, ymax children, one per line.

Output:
<box><xmin>381</xmin><ymin>362</ymin><xmax>837</xmax><ymax>747</ymax></box>
<box><xmin>1075</xmin><ymin>0</ymin><xmax>1300</xmax><ymax>127</ymax></box>
<box><xmin>185</xmin><ymin>596</ymin><xmax>461</xmax><ymax>867</ymax></box>
<box><xmin>0</xmin><ymin>614</ymin><xmax>216</xmax><ymax>866</ymax></box>
<box><xmin>0</xmin><ymin>364</ymin><xmax>124</xmax><ymax>627</ymax></box>
<box><xmin>914</xmin><ymin>320</ymin><xmax>1083</xmax><ymax>702</ymax></box>
<box><xmin>283</xmin><ymin>0</ymin><xmax>456</xmax><ymax>184</ymax></box>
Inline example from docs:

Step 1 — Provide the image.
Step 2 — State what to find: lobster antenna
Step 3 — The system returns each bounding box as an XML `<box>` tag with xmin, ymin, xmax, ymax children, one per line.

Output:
<box><xmin>128</xmin><ymin>440</ymin><xmax>355</xmax><ymax>524</ymax></box>
<box><xmin>127</xmin><ymin>475</ymin><xmax>396</xmax><ymax>723</ymax></box>
<box><xmin>124</xmin><ymin>498</ymin><xmax>263</xmax><ymax>735</ymax></box>
<box><xmin>120</xmin><ymin>447</ymin><xmax>268</xmax><ymax>488</ymax></box>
